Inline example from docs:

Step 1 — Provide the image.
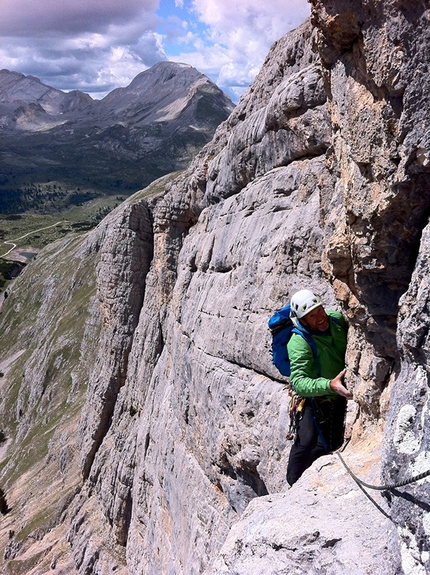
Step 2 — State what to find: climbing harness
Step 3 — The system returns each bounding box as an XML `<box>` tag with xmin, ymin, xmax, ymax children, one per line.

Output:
<box><xmin>336</xmin><ymin>451</ymin><xmax>430</xmax><ymax>491</ymax></box>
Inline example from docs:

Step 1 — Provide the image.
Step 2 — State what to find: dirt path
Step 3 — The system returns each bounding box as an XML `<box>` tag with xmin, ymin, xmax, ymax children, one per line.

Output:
<box><xmin>0</xmin><ymin>220</ymin><xmax>70</xmax><ymax>259</ymax></box>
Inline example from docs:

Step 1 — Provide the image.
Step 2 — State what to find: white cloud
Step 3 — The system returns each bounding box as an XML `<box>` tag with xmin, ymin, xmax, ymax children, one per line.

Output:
<box><xmin>0</xmin><ymin>0</ymin><xmax>310</xmax><ymax>101</ymax></box>
<box><xmin>0</xmin><ymin>0</ymin><xmax>160</xmax><ymax>36</ymax></box>
<box><xmin>192</xmin><ymin>0</ymin><xmax>309</xmax><ymax>41</ymax></box>
<box><xmin>0</xmin><ymin>0</ymin><xmax>165</xmax><ymax>96</ymax></box>
<box><xmin>189</xmin><ymin>0</ymin><xmax>310</xmax><ymax>88</ymax></box>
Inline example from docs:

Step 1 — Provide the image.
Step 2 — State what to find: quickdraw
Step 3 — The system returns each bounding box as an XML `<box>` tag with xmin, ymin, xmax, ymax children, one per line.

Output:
<box><xmin>286</xmin><ymin>389</ymin><xmax>306</xmax><ymax>440</ymax></box>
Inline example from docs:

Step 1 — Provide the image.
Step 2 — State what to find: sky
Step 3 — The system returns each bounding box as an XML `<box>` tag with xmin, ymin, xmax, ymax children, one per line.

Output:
<box><xmin>0</xmin><ymin>0</ymin><xmax>311</xmax><ymax>103</ymax></box>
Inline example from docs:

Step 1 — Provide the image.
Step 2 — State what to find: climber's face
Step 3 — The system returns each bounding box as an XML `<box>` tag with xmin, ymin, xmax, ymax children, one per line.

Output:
<box><xmin>301</xmin><ymin>305</ymin><xmax>329</xmax><ymax>332</ymax></box>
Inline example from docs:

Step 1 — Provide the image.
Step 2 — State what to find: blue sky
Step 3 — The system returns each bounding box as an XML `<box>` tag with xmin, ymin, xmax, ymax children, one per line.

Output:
<box><xmin>0</xmin><ymin>0</ymin><xmax>310</xmax><ymax>103</ymax></box>
<box><xmin>157</xmin><ymin>0</ymin><xmax>206</xmax><ymax>56</ymax></box>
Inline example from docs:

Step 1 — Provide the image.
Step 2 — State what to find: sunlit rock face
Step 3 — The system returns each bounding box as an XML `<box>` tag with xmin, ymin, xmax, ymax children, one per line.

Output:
<box><xmin>0</xmin><ymin>1</ymin><xmax>429</xmax><ymax>574</ymax></box>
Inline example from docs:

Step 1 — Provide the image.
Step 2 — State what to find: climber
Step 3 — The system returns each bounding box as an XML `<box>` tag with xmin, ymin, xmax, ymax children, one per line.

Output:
<box><xmin>286</xmin><ymin>289</ymin><xmax>353</xmax><ymax>486</ymax></box>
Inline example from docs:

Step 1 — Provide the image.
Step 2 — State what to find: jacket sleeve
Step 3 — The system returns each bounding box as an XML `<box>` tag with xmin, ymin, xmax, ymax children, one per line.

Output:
<box><xmin>287</xmin><ymin>334</ymin><xmax>336</xmax><ymax>398</ymax></box>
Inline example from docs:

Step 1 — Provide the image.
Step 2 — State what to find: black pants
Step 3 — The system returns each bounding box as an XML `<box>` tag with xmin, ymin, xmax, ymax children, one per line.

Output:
<box><xmin>286</xmin><ymin>397</ymin><xmax>347</xmax><ymax>486</ymax></box>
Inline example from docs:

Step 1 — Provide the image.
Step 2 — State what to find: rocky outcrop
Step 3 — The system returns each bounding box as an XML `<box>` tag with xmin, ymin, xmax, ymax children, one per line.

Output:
<box><xmin>383</xmin><ymin>220</ymin><xmax>430</xmax><ymax>574</ymax></box>
<box><xmin>0</xmin><ymin>1</ymin><xmax>429</xmax><ymax>574</ymax></box>
<box><xmin>78</xmin><ymin>201</ymin><xmax>154</xmax><ymax>480</ymax></box>
<box><xmin>206</xmin><ymin>448</ymin><xmax>402</xmax><ymax>575</ymax></box>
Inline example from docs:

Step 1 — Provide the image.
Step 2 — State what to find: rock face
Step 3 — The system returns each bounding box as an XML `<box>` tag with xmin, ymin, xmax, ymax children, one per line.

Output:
<box><xmin>0</xmin><ymin>1</ymin><xmax>429</xmax><ymax>574</ymax></box>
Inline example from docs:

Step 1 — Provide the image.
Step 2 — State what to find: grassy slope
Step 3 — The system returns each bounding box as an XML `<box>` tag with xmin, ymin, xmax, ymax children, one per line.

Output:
<box><xmin>0</xmin><ymin>231</ymin><xmax>101</xmax><ymax>572</ymax></box>
<box><xmin>0</xmin><ymin>171</ymin><xmax>181</xmax><ymax>573</ymax></box>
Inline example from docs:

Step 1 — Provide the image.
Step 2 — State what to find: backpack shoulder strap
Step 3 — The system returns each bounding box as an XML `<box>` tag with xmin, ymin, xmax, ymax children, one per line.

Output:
<box><xmin>291</xmin><ymin>328</ymin><xmax>321</xmax><ymax>376</ymax></box>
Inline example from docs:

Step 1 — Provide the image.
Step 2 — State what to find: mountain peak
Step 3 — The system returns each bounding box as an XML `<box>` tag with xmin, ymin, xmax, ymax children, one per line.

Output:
<box><xmin>101</xmin><ymin>61</ymin><xmax>216</xmax><ymax>106</ymax></box>
<box><xmin>0</xmin><ymin>61</ymin><xmax>234</xmax><ymax>202</ymax></box>
<box><xmin>0</xmin><ymin>68</ymin><xmax>92</xmax><ymax>116</ymax></box>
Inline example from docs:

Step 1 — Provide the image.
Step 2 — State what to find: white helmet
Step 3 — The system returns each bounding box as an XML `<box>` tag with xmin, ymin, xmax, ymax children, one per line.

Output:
<box><xmin>290</xmin><ymin>289</ymin><xmax>323</xmax><ymax>320</ymax></box>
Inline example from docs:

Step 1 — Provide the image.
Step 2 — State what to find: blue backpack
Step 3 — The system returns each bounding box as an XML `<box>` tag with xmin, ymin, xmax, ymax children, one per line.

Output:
<box><xmin>268</xmin><ymin>304</ymin><xmax>319</xmax><ymax>377</ymax></box>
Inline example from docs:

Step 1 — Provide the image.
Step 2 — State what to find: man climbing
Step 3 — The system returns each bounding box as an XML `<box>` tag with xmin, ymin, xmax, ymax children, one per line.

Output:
<box><xmin>286</xmin><ymin>289</ymin><xmax>352</xmax><ymax>486</ymax></box>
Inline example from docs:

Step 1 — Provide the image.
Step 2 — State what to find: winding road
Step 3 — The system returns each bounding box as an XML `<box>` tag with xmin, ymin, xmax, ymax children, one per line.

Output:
<box><xmin>0</xmin><ymin>220</ymin><xmax>70</xmax><ymax>259</ymax></box>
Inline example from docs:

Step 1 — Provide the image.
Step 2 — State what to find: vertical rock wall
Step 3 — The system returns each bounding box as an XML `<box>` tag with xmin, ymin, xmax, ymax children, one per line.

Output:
<box><xmin>310</xmin><ymin>2</ymin><xmax>430</xmax><ymax>572</ymax></box>
<box><xmin>314</xmin><ymin>0</ymin><xmax>430</xmax><ymax>428</ymax></box>
<box><xmin>1</xmin><ymin>1</ymin><xmax>429</xmax><ymax>574</ymax></box>
<box><xmin>383</xmin><ymin>225</ymin><xmax>430</xmax><ymax>575</ymax></box>
<box><xmin>68</xmin><ymin>3</ymin><xmax>430</xmax><ymax>573</ymax></box>
<box><xmin>68</xmin><ymin>18</ymin><xmax>348</xmax><ymax>575</ymax></box>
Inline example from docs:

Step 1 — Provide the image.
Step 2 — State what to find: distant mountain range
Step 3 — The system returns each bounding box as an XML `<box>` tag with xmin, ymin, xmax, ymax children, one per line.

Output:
<box><xmin>0</xmin><ymin>63</ymin><xmax>234</xmax><ymax>214</ymax></box>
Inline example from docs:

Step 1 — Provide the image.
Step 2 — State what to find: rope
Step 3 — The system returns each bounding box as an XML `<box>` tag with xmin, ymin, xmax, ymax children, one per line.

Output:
<box><xmin>336</xmin><ymin>451</ymin><xmax>430</xmax><ymax>491</ymax></box>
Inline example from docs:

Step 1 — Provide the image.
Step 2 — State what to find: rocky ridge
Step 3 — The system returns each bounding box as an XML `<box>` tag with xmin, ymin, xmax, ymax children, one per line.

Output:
<box><xmin>0</xmin><ymin>1</ymin><xmax>429</xmax><ymax>574</ymax></box>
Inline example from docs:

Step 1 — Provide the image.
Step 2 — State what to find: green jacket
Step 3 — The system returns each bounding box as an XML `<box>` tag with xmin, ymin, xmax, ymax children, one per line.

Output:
<box><xmin>287</xmin><ymin>310</ymin><xmax>347</xmax><ymax>398</ymax></box>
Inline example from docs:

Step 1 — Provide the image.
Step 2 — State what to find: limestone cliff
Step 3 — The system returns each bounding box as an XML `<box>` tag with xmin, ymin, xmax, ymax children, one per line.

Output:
<box><xmin>0</xmin><ymin>1</ymin><xmax>429</xmax><ymax>574</ymax></box>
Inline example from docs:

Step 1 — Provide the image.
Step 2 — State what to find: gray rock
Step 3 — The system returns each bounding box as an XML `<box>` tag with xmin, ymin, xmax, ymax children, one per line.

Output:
<box><xmin>205</xmin><ymin>453</ymin><xmax>402</xmax><ymax>575</ymax></box>
<box><xmin>0</xmin><ymin>2</ymin><xmax>430</xmax><ymax>575</ymax></box>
